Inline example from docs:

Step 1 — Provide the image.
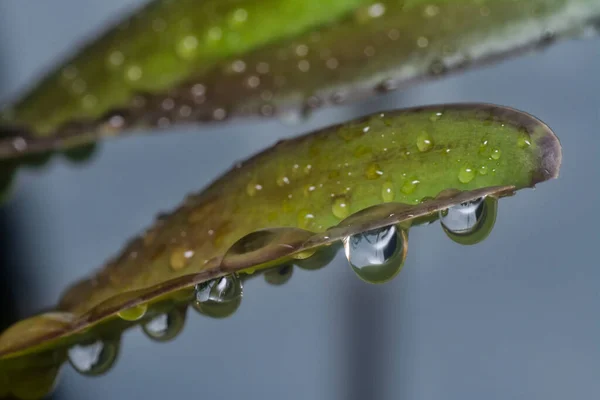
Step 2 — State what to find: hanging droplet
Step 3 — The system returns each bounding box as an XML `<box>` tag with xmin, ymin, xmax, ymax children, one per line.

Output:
<box><xmin>67</xmin><ymin>338</ymin><xmax>120</xmax><ymax>376</ymax></box>
<box><xmin>332</xmin><ymin>196</ymin><xmax>350</xmax><ymax>219</ymax></box>
<box><xmin>295</xmin><ymin>244</ymin><xmax>340</xmax><ymax>271</ymax></box>
<box><xmin>343</xmin><ymin>225</ymin><xmax>408</xmax><ymax>284</ymax></box>
<box><xmin>117</xmin><ymin>303</ymin><xmax>148</xmax><ymax>321</ymax></box>
<box><xmin>264</xmin><ymin>264</ymin><xmax>293</xmax><ymax>285</ymax></box>
<box><xmin>439</xmin><ymin>197</ymin><xmax>498</xmax><ymax>245</ymax></box>
<box><xmin>192</xmin><ymin>275</ymin><xmax>243</xmax><ymax>318</ymax></box>
<box><xmin>142</xmin><ymin>307</ymin><xmax>187</xmax><ymax>342</ymax></box>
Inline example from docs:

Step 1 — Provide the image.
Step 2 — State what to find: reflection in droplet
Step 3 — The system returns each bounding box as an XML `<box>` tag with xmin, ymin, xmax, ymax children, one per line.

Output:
<box><xmin>439</xmin><ymin>197</ymin><xmax>484</xmax><ymax>234</ymax></box>
<box><xmin>142</xmin><ymin>307</ymin><xmax>187</xmax><ymax>342</ymax></box>
<box><xmin>68</xmin><ymin>338</ymin><xmax>120</xmax><ymax>376</ymax></box>
<box><xmin>439</xmin><ymin>196</ymin><xmax>498</xmax><ymax>245</ymax></box>
<box><xmin>192</xmin><ymin>275</ymin><xmax>243</xmax><ymax>318</ymax></box>
<box><xmin>343</xmin><ymin>225</ymin><xmax>407</xmax><ymax>284</ymax></box>
<box><xmin>264</xmin><ymin>265</ymin><xmax>293</xmax><ymax>285</ymax></box>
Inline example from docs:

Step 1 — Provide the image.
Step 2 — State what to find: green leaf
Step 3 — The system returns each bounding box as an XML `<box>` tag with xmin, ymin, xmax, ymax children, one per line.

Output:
<box><xmin>0</xmin><ymin>0</ymin><xmax>596</xmax><ymax>161</ymax></box>
<box><xmin>0</xmin><ymin>103</ymin><xmax>561</xmax><ymax>398</ymax></box>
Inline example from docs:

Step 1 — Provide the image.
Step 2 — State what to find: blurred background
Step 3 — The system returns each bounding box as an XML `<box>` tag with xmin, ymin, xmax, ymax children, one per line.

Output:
<box><xmin>0</xmin><ymin>1</ymin><xmax>599</xmax><ymax>399</ymax></box>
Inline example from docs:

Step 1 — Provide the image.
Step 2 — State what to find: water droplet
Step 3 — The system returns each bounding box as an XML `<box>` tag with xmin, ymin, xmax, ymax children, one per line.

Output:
<box><xmin>170</xmin><ymin>247</ymin><xmax>195</xmax><ymax>270</ymax></box>
<box><xmin>424</xmin><ymin>4</ymin><xmax>440</xmax><ymax>17</ymax></box>
<box><xmin>229</xmin><ymin>8</ymin><xmax>248</xmax><ymax>26</ymax></box>
<box><xmin>365</xmin><ymin>163</ymin><xmax>383</xmax><ymax>180</ymax></box>
<box><xmin>176</xmin><ymin>35</ymin><xmax>199</xmax><ymax>59</ymax></box>
<box><xmin>297</xmin><ymin>60</ymin><xmax>310</xmax><ymax>72</ymax></box>
<box><xmin>478</xmin><ymin>165</ymin><xmax>489</xmax><ymax>175</ymax></box>
<box><xmin>277</xmin><ymin>176</ymin><xmax>290</xmax><ymax>186</ymax></box>
<box><xmin>68</xmin><ymin>338</ymin><xmax>120</xmax><ymax>376</ymax></box>
<box><xmin>332</xmin><ymin>196</ymin><xmax>350</xmax><ymax>219</ymax></box>
<box><xmin>264</xmin><ymin>265</ymin><xmax>293</xmax><ymax>285</ymax></box>
<box><xmin>142</xmin><ymin>307</ymin><xmax>186</xmax><ymax>342</ymax></box>
<box><xmin>107</xmin><ymin>51</ymin><xmax>124</xmax><ymax>68</ymax></box>
<box><xmin>440</xmin><ymin>197</ymin><xmax>498</xmax><ymax>245</ymax></box>
<box><xmin>440</xmin><ymin>197</ymin><xmax>485</xmax><ymax>234</ymax></box>
<box><xmin>381</xmin><ymin>181</ymin><xmax>395</xmax><ymax>202</ymax></box>
<box><xmin>297</xmin><ymin>209</ymin><xmax>315</xmax><ymax>229</ymax></box>
<box><xmin>417</xmin><ymin>36</ymin><xmax>429</xmax><ymax>48</ymax></box>
<box><xmin>291</xmin><ymin>248</ymin><xmax>316</xmax><ymax>260</ymax></box>
<box><xmin>458</xmin><ymin>166</ymin><xmax>475</xmax><ymax>184</ymax></box>
<box><xmin>416</xmin><ymin>132</ymin><xmax>433</xmax><ymax>152</ymax></box>
<box><xmin>125</xmin><ymin>65</ymin><xmax>143</xmax><ymax>82</ymax></box>
<box><xmin>491</xmin><ymin>148</ymin><xmax>501</xmax><ymax>160</ymax></box>
<box><xmin>343</xmin><ymin>225</ymin><xmax>407</xmax><ymax>284</ymax></box>
<box><xmin>117</xmin><ymin>303</ymin><xmax>148</xmax><ymax>321</ymax></box>
<box><xmin>401</xmin><ymin>178</ymin><xmax>420</xmax><ymax>195</ymax></box>
<box><xmin>192</xmin><ymin>275</ymin><xmax>243</xmax><ymax>318</ymax></box>
<box><xmin>518</xmin><ymin>134</ymin><xmax>532</xmax><ymax>148</ymax></box>
<box><xmin>206</xmin><ymin>26</ymin><xmax>223</xmax><ymax>42</ymax></box>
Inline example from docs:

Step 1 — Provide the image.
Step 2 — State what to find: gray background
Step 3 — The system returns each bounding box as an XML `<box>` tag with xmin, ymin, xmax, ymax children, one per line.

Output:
<box><xmin>0</xmin><ymin>1</ymin><xmax>598</xmax><ymax>399</ymax></box>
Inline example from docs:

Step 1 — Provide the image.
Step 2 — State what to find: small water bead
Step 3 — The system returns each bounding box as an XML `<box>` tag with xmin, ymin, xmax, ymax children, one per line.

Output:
<box><xmin>68</xmin><ymin>338</ymin><xmax>120</xmax><ymax>376</ymax></box>
<box><xmin>491</xmin><ymin>148</ymin><xmax>502</xmax><ymax>160</ymax></box>
<box><xmin>169</xmin><ymin>247</ymin><xmax>195</xmax><ymax>270</ymax></box>
<box><xmin>117</xmin><ymin>303</ymin><xmax>148</xmax><ymax>321</ymax></box>
<box><xmin>295</xmin><ymin>245</ymin><xmax>339</xmax><ymax>270</ymax></box>
<box><xmin>429</xmin><ymin>112</ymin><xmax>443</xmax><ymax>122</ymax></box>
<box><xmin>458</xmin><ymin>166</ymin><xmax>475</xmax><ymax>184</ymax></box>
<box><xmin>332</xmin><ymin>196</ymin><xmax>350</xmax><ymax>219</ymax></box>
<box><xmin>416</xmin><ymin>132</ymin><xmax>433</xmax><ymax>152</ymax></box>
<box><xmin>206</xmin><ymin>26</ymin><xmax>223</xmax><ymax>42</ymax></box>
<box><xmin>297</xmin><ymin>209</ymin><xmax>316</xmax><ymax>229</ymax></box>
<box><xmin>517</xmin><ymin>135</ymin><xmax>532</xmax><ymax>148</ymax></box>
<box><xmin>107</xmin><ymin>50</ymin><xmax>125</xmax><ymax>68</ymax></box>
<box><xmin>125</xmin><ymin>65</ymin><xmax>143</xmax><ymax>82</ymax></box>
<box><xmin>142</xmin><ymin>307</ymin><xmax>187</xmax><ymax>342</ymax></box>
<box><xmin>193</xmin><ymin>275</ymin><xmax>243</xmax><ymax>318</ymax></box>
<box><xmin>343</xmin><ymin>225</ymin><xmax>407</xmax><ymax>284</ymax></box>
<box><xmin>365</xmin><ymin>163</ymin><xmax>383</xmax><ymax>179</ymax></box>
<box><xmin>176</xmin><ymin>35</ymin><xmax>199</xmax><ymax>59</ymax></box>
<box><xmin>264</xmin><ymin>265</ymin><xmax>293</xmax><ymax>285</ymax></box>
<box><xmin>401</xmin><ymin>178</ymin><xmax>420</xmax><ymax>195</ymax></box>
<box><xmin>478</xmin><ymin>165</ymin><xmax>489</xmax><ymax>175</ymax></box>
<box><xmin>381</xmin><ymin>180</ymin><xmax>395</xmax><ymax>202</ymax></box>
<box><xmin>277</xmin><ymin>176</ymin><xmax>290</xmax><ymax>186</ymax></box>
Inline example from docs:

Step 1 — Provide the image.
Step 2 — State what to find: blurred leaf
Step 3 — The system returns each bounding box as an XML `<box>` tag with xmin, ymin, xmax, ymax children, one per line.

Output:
<box><xmin>0</xmin><ymin>103</ymin><xmax>561</xmax><ymax>398</ymax></box>
<box><xmin>0</xmin><ymin>0</ymin><xmax>595</xmax><ymax>161</ymax></box>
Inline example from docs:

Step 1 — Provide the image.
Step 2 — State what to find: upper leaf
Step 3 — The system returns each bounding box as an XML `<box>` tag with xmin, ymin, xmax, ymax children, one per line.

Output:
<box><xmin>0</xmin><ymin>0</ymin><xmax>595</xmax><ymax>161</ymax></box>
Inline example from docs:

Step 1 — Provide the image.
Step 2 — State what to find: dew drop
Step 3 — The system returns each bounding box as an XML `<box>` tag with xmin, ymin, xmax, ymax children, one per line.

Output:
<box><xmin>458</xmin><ymin>166</ymin><xmax>475</xmax><ymax>184</ymax></box>
<box><xmin>142</xmin><ymin>307</ymin><xmax>186</xmax><ymax>342</ymax></box>
<box><xmin>117</xmin><ymin>303</ymin><xmax>148</xmax><ymax>321</ymax></box>
<box><xmin>401</xmin><ymin>178</ymin><xmax>420</xmax><ymax>195</ymax></box>
<box><xmin>169</xmin><ymin>247</ymin><xmax>195</xmax><ymax>270</ymax></box>
<box><xmin>297</xmin><ymin>209</ymin><xmax>315</xmax><ymax>229</ymax></box>
<box><xmin>176</xmin><ymin>35</ymin><xmax>199</xmax><ymax>59</ymax></box>
<box><xmin>365</xmin><ymin>163</ymin><xmax>383</xmax><ymax>180</ymax></box>
<box><xmin>332</xmin><ymin>196</ymin><xmax>350</xmax><ymax>219</ymax></box>
<box><xmin>192</xmin><ymin>275</ymin><xmax>243</xmax><ymax>318</ymax></box>
<box><xmin>416</xmin><ymin>132</ymin><xmax>433</xmax><ymax>152</ymax></box>
<box><xmin>490</xmin><ymin>148</ymin><xmax>501</xmax><ymax>160</ymax></box>
<box><xmin>343</xmin><ymin>225</ymin><xmax>407</xmax><ymax>284</ymax></box>
<box><xmin>439</xmin><ymin>197</ymin><xmax>498</xmax><ymax>245</ymax></box>
<box><xmin>478</xmin><ymin>165</ymin><xmax>489</xmax><ymax>175</ymax></box>
<box><xmin>381</xmin><ymin>180</ymin><xmax>395</xmax><ymax>202</ymax></box>
<box><xmin>68</xmin><ymin>338</ymin><xmax>120</xmax><ymax>376</ymax></box>
<box><xmin>517</xmin><ymin>134</ymin><xmax>532</xmax><ymax>148</ymax></box>
<box><xmin>264</xmin><ymin>264</ymin><xmax>293</xmax><ymax>285</ymax></box>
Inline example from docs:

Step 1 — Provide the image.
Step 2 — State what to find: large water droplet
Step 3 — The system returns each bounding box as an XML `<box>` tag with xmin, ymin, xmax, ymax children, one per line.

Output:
<box><xmin>439</xmin><ymin>197</ymin><xmax>498</xmax><ymax>245</ymax></box>
<box><xmin>343</xmin><ymin>225</ymin><xmax>408</xmax><ymax>284</ymax></box>
<box><xmin>142</xmin><ymin>307</ymin><xmax>187</xmax><ymax>342</ymax></box>
<box><xmin>192</xmin><ymin>275</ymin><xmax>243</xmax><ymax>318</ymax></box>
<box><xmin>264</xmin><ymin>265</ymin><xmax>293</xmax><ymax>285</ymax></box>
<box><xmin>67</xmin><ymin>338</ymin><xmax>120</xmax><ymax>376</ymax></box>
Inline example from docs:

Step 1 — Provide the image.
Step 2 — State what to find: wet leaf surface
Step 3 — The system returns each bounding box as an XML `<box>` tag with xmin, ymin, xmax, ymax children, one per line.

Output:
<box><xmin>0</xmin><ymin>0</ymin><xmax>594</xmax><ymax>162</ymax></box>
<box><xmin>0</xmin><ymin>103</ymin><xmax>561</xmax><ymax>398</ymax></box>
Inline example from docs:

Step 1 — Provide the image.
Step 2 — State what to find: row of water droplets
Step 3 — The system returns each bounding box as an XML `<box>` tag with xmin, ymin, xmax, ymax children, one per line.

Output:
<box><xmin>66</xmin><ymin>196</ymin><xmax>490</xmax><ymax>376</ymax></box>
